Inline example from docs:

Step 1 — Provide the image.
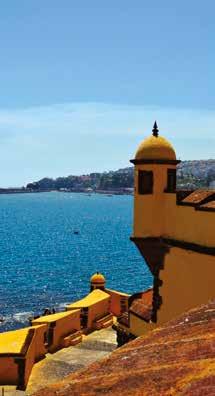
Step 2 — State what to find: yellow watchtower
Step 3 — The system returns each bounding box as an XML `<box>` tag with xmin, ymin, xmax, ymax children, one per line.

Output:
<box><xmin>130</xmin><ymin>122</ymin><xmax>180</xmax><ymax>238</ymax></box>
<box><xmin>115</xmin><ymin>122</ymin><xmax>215</xmax><ymax>346</ymax></box>
<box><xmin>90</xmin><ymin>272</ymin><xmax>106</xmax><ymax>291</ymax></box>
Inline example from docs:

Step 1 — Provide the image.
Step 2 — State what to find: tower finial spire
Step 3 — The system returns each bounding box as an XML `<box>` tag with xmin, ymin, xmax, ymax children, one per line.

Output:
<box><xmin>152</xmin><ymin>121</ymin><xmax>159</xmax><ymax>137</ymax></box>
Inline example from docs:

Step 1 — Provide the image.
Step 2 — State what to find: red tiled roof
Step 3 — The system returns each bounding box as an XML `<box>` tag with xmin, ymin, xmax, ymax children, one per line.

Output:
<box><xmin>34</xmin><ymin>299</ymin><xmax>215</xmax><ymax>396</ymax></box>
<box><xmin>199</xmin><ymin>200</ymin><xmax>215</xmax><ymax>209</ymax></box>
<box><xmin>129</xmin><ymin>289</ymin><xmax>153</xmax><ymax>322</ymax></box>
<box><xmin>181</xmin><ymin>189</ymin><xmax>215</xmax><ymax>205</ymax></box>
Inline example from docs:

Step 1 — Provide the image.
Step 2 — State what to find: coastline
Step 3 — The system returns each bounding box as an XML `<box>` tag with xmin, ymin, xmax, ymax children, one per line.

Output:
<box><xmin>0</xmin><ymin>188</ymin><xmax>134</xmax><ymax>195</ymax></box>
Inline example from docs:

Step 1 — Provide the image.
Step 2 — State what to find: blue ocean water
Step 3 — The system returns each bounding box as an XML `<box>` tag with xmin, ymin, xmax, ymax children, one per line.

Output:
<box><xmin>0</xmin><ymin>192</ymin><xmax>152</xmax><ymax>332</ymax></box>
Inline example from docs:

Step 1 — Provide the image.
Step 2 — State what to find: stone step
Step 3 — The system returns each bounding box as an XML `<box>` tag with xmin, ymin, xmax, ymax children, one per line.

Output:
<box><xmin>69</xmin><ymin>335</ymin><xmax>83</xmax><ymax>346</ymax></box>
<box><xmin>62</xmin><ymin>331</ymin><xmax>83</xmax><ymax>347</ymax></box>
<box><xmin>94</xmin><ymin>313</ymin><xmax>113</xmax><ymax>325</ymax></box>
<box><xmin>94</xmin><ymin>317</ymin><xmax>113</xmax><ymax>330</ymax></box>
<box><xmin>101</xmin><ymin>319</ymin><xmax>113</xmax><ymax>329</ymax></box>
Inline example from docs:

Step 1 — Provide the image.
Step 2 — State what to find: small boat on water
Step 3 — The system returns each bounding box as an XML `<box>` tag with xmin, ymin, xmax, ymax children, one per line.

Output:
<box><xmin>73</xmin><ymin>230</ymin><xmax>80</xmax><ymax>235</ymax></box>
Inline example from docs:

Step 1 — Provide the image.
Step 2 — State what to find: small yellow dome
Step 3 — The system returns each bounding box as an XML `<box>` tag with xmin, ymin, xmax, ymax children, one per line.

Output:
<box><xmin>135</xmin><ymin>122</ymin><xmax>176</xmax><ymax>161</ymax></box>
<box><xmin>90</xmin><ymin>273</ymin><xmax>106</xmax><ymax>284</ymax></box>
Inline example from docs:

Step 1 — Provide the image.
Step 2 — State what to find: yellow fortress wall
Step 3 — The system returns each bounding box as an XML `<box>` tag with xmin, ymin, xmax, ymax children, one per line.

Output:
<box><xmin>0</xmin><ymin>324</ymin><xmax>47</xmax><ymax>389</ymax></box>
<box><xmin>157</xmin><ymin>247</ymin><xmax>215</xmax><ymax>324</ymax></box>
<box><xmin>0</xmin><ymin>357</ymin><xmax>19</xmax><ymax>386</ymax></box>
<box><xmin>66</xmin><ymin>289</ymin><xmax>111</xmax><ymax>331</ymax></box>
<box><xmin>128</xmin><ymin>314</ymin><xmax>154</xmax><ymax>337</ymax></box>
<box><xmin>134</xmin><ymin>172</ymin><xmax>214</xmax><ymax>246</ymax></box>
<box><xmin>133</xmin><ymin>163</ymin><xmax>176</xmax><ymax>237</ymax></box>
<box><xmin>164</xmin><ymin>196</ymin><xmax>214</xmax><ymax>247</ymax></box>
<box><xmin>116</xmin><ymin>122</ymin><xmax>215</xmax><ymax>344</ymax></box>
<box><xmin>0</xmin><ymin>276</ymin><xmax>114</xmax><ymax>388</ymax></box>
<box><xmin>106</xmin><ymin>289</ymin><xmax>130</xmax><ymax>317</ymax></box>
<box><xmin>89</xmin><ymin>273</ymin><xmax>129</xmax><ymax>317</ymax></box>
<box><xmin>32</xmin><ymin>310</ymin><xmax>81</xmax><ymax>352</ymax></box>
<box><xmin>23</xmin><ymin>325</ymin><xmax>47</xmax><ymax>388</ymax></box>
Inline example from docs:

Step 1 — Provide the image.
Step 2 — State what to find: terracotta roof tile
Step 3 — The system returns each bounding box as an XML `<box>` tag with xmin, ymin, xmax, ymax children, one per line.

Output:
<box><xmin>129</xmin><ymin>289</ymin><xmax>153</xmax><ymax>322</ymax></box>
<box><xmin>198</xmin><ymin>200</ymin><xmax>215</xmax><ymax>210</ymax></box>
<box><xmin>33</xmin><ymin>299</ymin><xmax>215</xmax><ymax>396</ymax></box>
<box><xmin>181</xmin><ymin>189</ymin><xmax>215</xmax><ymax>205</ymax></box>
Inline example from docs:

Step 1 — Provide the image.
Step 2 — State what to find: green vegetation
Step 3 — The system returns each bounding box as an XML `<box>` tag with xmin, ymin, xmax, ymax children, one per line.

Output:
<box><xmin>26</xmin><ymin>168</ymin><xmax>133</xmax><ymax>192</ymax></box>
<box><xmin>26</xmin><ymin>160</ymin><xmax>215</xmax><ymax>192</ymax></box>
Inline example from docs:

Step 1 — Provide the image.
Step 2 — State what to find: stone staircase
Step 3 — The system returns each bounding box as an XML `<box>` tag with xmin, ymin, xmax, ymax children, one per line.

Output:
<box><xmin>118</xmin><ymin>312</ymin><xmax>129</xmax><ymax>327</ymax></box>
<box><xmin>94</xmin><ymin>313</ymin><xmax>113</xmax><ymax>330</ymax></box>
<box><xmin>62</xmin><ymin>330</ymin><xmax>82</xmax><ymax>347</ymax></box>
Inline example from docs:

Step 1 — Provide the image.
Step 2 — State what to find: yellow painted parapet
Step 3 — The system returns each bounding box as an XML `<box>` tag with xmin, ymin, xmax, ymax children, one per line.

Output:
<box><xmin>67</xmin><ymin>289</ymin><xmax>111</xmax><ymax>332</ymax></box>
<box><xmin>0</xmin><ymin>287</ymin><xmax>118</xmax><ymax>388</ymax></box>
<box><xmin>0</xmin><ymin>327</ymin><xmax>30</xmax><ymax>354</ymax></box>
<box><xmin>156</xmin><ymin>247</ymin><xmax>215</xmax><ymax>324</ymax></box>
<box><xmin>105</xmin><ymin>289</ymin><xmax>130</xmax><ymax>317</ymax></box>
<box><xmin>0</xmin><ymin>324</ymin><xmax>47</xmax><ymax>390</ymax></box>
<box><xmin>32</xmin><ymin>310</ymin><xmax>81</xmax><ymax>353</ymax></box>
<box><xmin>163</xmin><ymin>195</ymin><xmax>215</xmax><ymax>247</ymax></box>
<box><xmin>67</xmin><ymin>289</ymin><xmax>110</xmax><ymax>309</ymax></box>
<box><xmin>128</xmin><ymin>314</ymin><xmax>155</xmax><ymax>337</ymax></box>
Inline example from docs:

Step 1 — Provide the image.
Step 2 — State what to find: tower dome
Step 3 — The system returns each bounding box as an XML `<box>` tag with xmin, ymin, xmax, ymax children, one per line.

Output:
<box><xmin>90</xmin><ymin>272</ymin><xmax>106</xmax><ymax>291</ymax></box>
<box><xmin>134</xmin><ymin>122</ymin><xmax>176</xmax><ymax>162</ymax></box>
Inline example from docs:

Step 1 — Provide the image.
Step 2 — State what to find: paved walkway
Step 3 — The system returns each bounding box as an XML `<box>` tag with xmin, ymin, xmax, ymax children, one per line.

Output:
<box><xmin>2</xmin><ymin>327</ymin><xmax>117</xmax><ymax>396</ymax></box>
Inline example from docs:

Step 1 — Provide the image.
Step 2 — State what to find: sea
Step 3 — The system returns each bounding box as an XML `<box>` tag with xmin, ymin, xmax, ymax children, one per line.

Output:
<box><xmin>0</xmin><ymin>192</ymin><xmax>152</xmax><ymax>332</ymax></box>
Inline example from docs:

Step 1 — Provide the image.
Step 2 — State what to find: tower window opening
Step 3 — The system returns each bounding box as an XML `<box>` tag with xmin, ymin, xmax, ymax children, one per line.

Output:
<box><xmin>138</xmin><ymin>170</ymin><xmax>153</xmax><ymax>194</ymax></box>
<box><xmin>165</xmin><ymin>169</ymin><xmax>176</xmax><ymax>192</ymax></box>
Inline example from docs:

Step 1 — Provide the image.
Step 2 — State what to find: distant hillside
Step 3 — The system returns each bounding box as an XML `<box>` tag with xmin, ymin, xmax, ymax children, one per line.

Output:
<box><xmin>177</xmin><ymin>159</ymin><xmax>215</xmax><ymax>189</ymax></box>
<box><xmin>26</xmin><ymin>160</ymin><xmax>215</xmax><ymax>191</ymax></box>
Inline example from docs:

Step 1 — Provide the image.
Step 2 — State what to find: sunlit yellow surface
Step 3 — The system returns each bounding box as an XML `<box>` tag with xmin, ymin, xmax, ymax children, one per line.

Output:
<box><xmin>67</xmin><ymin>289</ymin><xmax>109</xmax><ymax>309</ymax></box>
<box><xmin>90</xmin><ymin>272</ymin><xmax>105</xmax><ymax>284</ymax></box>
<box><xmin>106</xmin><ymin>288</ymin><xmax>130</xmax><ymax>317</ymax></box>
<box><xmin>130</xmin><ymin>128</ymin><xmax>215</xmax><ymax>341</ymax></box>
<box><xmin>0</xmin><ymin>328</ymin><xmax>30</xmax><ymax>354</ymax></box>
<box><xmin>32</xmin><ymin>309</ymin><xmax>80</xmax><ymax>324</ymax></box>
<box><xmin>106</xmin><ymin>289</ymin><xmax>129</xmax><ymax>297</ymax></box>
<box><xmin>135</xmin><ymin>134</ymin><xmax>176</xmax><ymax>160</ymax></box>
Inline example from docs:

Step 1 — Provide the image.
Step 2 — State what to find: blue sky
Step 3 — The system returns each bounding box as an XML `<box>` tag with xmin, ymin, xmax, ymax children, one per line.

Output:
<box><xmin>0</xmin><ymin>1</ymin><xmax>214</xmax><ymax>186</ymax></box>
